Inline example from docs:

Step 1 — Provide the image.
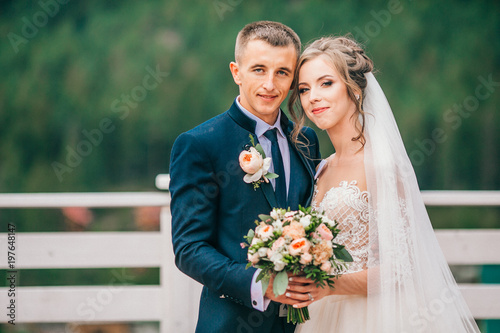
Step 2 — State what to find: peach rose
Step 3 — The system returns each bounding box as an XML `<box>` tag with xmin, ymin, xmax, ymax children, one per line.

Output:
<box><xmin>320</xmin><ymin>261</ymin><xmax>332</xmax><ymax>272</ymax></box>
<box><xmin>240</xmin><ymin>148</ymin><xmax>272</xmax><ymax>184</ymax></box>
<box><xmin>312</xmin><ymin>240</ymin><xmax>333</xmax><ymax>265</ymax></box>
<box><xmin>316</xmin><ymin>223</ymin><xmax>334</xmax><ymax>241</ymax></box>
<box><xmin>300</xmin><ymin>252</ymin><xmax>313</xmax><ymax>265</ymax></box>
<box><xmin>248</xmin><ymin>251</ymin><xmax>260</xmax><ymax>265</ymax></box>
<box><xmin>289</xmin><ymin>238</ymin><xmax>311</xmax><ymax>256</ymax></box>
<box><xmin>282</xmin><ymin>221</ymin><xmax>306</xmax><ymax>240</ymax></box>
<box><xmin>256</xmin><ymin>222</ymin><xmax>274</xmax><ymax>242</ymax></box>
<box><xmin>239</xmin><ymin>147</ymin><xmax>263</xmax><ymax>174</ymax></box>
<box><xmin>267</xmin><ymin>236</ymin><xmax>286</xmax><ymax>258</ymax></box>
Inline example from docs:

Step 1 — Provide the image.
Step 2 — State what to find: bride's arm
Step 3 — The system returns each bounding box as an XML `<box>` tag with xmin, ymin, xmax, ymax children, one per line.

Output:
<box><xmin>285</xmin><ymin>270</ymin><xmax>368</xmax><ymax>309</ymax></box>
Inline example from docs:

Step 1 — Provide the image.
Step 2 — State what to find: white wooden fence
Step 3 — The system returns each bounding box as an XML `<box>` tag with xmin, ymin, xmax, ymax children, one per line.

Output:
<box><xmin>0</xmin><ymin>175</ymin><xmax>499</xmax><ymax>332</ymax></box>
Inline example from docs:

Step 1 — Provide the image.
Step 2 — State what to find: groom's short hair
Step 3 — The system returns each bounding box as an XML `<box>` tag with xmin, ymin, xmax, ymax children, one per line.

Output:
<box><xmin>235</xmin><ymin>21</ymin><xmax>301</xmax><ymax>63</ymax></box>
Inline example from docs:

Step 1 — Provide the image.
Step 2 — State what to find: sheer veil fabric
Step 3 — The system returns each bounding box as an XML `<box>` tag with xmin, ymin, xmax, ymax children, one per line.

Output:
<box><xmin>363</xmin><ymin>72</ymin><xmax>479</xmax><ymax>332</ymax></box>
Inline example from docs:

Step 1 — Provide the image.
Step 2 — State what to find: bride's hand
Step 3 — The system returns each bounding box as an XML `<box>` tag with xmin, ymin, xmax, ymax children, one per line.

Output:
<box><xmin>284</xmin><ymin>275</ymin><xmax>332</xmax><ymax>309</ymax></box>
<box><xmin>264</xmin><ymin>273</ymin><xmax>317</xmax><ymax>305</ymax></box>
<box><xmin>287</xmin><ymin>270</ymin><xmax>368</xmax><ymax>308</ymax></box>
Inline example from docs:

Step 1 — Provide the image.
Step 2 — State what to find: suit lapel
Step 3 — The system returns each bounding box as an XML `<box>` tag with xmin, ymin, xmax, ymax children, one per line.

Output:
<box><xmin>228</xmin><ymin>103</ymin><xmax>279</xmax><ymax>209</ymax></box>
<box><xmin>261</xmin><ymin>181</ymin><xmax>278</xmax><ymax>208</ymax></box>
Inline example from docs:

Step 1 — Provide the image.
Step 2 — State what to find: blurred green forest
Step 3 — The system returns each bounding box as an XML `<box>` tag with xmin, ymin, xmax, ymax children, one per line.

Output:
<box><xmin>0</xmin><ymin>0</ymin><xmax>499</xmax><ymax>228</ymax></box>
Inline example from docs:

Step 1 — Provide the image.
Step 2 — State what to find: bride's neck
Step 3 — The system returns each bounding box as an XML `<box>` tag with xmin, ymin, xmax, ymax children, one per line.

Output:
<box><xmin>327</xmin><ymin>118</ymin><xmax>363</xmax><ymax>164</ymax></box>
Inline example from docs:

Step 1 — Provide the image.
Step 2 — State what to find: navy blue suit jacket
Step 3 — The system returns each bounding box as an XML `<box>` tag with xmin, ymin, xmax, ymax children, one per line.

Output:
<box><xmin>169</xmin><ymin>102</ymin><xmax>320</xmax><ymax>333</ymax></box>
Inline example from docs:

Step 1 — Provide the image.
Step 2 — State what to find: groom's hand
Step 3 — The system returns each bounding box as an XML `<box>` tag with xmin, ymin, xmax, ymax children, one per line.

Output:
<box><xmin>264</xmin><ymin>273</ymin><xmax>315</xmax><ymax>305</ymax></box>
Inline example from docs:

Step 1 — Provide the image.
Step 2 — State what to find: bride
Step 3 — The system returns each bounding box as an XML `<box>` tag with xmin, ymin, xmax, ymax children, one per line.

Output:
<box><xmin>285</xmin><ymin>36</ymin><xmax>480</xmax><ymax>332</ymax></box>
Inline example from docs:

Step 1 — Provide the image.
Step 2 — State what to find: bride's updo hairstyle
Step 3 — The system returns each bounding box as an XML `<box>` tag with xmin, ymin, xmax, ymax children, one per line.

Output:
<box><xmin>289</xmin><ymin>36</ymin><xmax>373</xmax><ymax>148</ymax></box>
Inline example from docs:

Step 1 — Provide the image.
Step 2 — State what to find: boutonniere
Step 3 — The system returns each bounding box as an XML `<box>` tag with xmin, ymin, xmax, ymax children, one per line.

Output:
<box><xmin>239</xmin><ymin>134</ymin><xmax>278</xmax><ymax>190</ymax></box>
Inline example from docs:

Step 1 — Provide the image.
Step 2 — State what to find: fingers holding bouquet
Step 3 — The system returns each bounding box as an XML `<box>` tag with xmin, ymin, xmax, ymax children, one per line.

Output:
<box><xmin>264</xmin><ymin>272</ymin><xmax>314</xmax><ymax>305</ymax></box>
<box><xmin>285</xmin><ymin>275</ymin><xmax>333</xmax><ymax>308</ymax></box>
<box><xmin>243</xmin><ymin>206</ymin><xmax>353</xmax><ymax>324</ymax></box>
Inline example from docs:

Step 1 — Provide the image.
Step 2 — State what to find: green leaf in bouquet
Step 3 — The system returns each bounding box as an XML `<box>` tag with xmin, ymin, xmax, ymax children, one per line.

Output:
<box><xmin>247</xmin><ymin>229</ymin><xmax>255</xmax><ymax>238</ymax></box>
<box><xmin>256</xmin><ymin>269</ymin><xmax>267</xmax><ymax>282</ymax></box>
<box><xmin>265</xmin><ymin>172</ymin><xmax>278</xmax><ymax>179</ymax></box>
<box><xmin>258</xmin><ymin>214</ymin><xmax>272</xmax><ymax>222</ymax></box>
<box><xmin>261</xmin><ymin>276</ymin><xmax>270</xmax><ymax>295</ymax></box>
<box><xmin>273</xmin><ymin>270</ymin><xmax>289</xmax><ymax>297</ymax></box>
<box><xmin>244</xmin><ymin>229</ymin><xmax>255</xmax><ymax>244</ymax></box>
<box><xmin>335</xmin><ymin>247</ymin><xmax>354</xmax><ymax>262</ymax></box>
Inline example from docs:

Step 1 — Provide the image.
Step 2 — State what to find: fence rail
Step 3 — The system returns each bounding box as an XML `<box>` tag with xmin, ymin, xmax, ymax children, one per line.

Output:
<box><xmin>0</xmin><ymin>179</ymin><xmax>499</xmax><ymax>331</ymax></box>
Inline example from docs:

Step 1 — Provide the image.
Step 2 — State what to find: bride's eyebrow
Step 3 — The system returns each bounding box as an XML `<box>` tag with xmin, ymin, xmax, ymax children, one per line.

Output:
<box><xmin>298</xmin><ymin>74</ymin><xmax>335</xmax><ymax>86</ymax></box>
<box><xmin>317</xmin><ymin>74</ymin><xmax>334</xmax><ymax>81</ymax></box>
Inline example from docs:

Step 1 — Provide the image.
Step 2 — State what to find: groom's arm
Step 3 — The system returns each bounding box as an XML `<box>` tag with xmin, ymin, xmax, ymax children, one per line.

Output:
<box><xmin>169</xmin><ymin>132</ymin><xmax>257</xmax><ymax>308</ymax></box>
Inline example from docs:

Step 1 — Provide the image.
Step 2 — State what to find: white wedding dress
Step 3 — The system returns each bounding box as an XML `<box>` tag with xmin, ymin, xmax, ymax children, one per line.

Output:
<box><xmin>296</xmin><ymin>170</ymin><xmax>372</xmax><ymax>333</ymax></box>
<box><xmin>296</xmin><ymin>72</ymin><xmax>480</xmax><ymax>332</ymax></box>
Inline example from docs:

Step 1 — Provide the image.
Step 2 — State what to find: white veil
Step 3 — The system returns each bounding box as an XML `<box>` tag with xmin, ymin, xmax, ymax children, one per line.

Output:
<box><xmin>363</xmin><ymin>72</ymin><xmax>480</xmax><ymax>332</ymax></box>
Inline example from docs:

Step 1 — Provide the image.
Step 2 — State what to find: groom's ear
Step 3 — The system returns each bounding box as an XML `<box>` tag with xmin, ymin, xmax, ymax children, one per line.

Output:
<box><xmin>229</xmin><ymin>62</ymin><xmax>242</xmax><ymax>86</ymax></box>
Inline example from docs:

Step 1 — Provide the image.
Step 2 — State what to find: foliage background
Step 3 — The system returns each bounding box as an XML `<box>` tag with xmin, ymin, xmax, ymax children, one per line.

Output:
<box><xmin>1</xmin><ymin>0</ymin><xmax>499</xmax><ymax>192</ymax></box>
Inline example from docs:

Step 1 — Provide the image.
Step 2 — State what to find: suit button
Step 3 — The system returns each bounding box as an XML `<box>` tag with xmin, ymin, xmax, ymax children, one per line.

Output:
<box><xmin>252</xmin><ymin>300</ymin><xmax>257</xmax><ymax>306</ymax></box>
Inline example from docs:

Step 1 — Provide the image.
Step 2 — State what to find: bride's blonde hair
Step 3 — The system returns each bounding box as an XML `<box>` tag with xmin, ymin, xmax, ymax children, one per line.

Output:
<box><xmin>288</xmin><ymin>36</ymin><xmax>374</xmax><ymax>148</ymax></box>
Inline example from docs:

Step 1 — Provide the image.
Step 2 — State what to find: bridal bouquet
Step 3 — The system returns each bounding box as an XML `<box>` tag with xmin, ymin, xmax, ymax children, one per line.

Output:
<box><xmin>242</xmin><ymin>206</ymin><xmax>353</xmax><ymax>324</ymax></box>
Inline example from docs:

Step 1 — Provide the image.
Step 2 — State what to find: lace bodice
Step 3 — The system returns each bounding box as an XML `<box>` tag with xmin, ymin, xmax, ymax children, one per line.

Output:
<box><xmin>312</xmin><ymin>180</ymin><xmax>370</xmax><ymax>274</ymax></box>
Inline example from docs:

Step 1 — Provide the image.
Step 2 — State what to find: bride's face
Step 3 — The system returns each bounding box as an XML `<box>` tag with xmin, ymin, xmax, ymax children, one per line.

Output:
<box><xmin>297</xmin><ymin>55</ymin><xmax>356</xmax><ymax>131</ymax></box>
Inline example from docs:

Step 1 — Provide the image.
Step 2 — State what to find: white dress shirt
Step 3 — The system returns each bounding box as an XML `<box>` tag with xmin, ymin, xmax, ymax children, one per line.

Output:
<box><xmin>235</xmin><ymin>96</ymin><xmax>290</xmax><ymax>311</ymax></box>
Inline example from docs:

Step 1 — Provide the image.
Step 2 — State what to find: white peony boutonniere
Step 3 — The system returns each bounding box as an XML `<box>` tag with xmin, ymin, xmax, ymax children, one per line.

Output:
<box><xmin>239</xmin><ymin>134</ymin><xmax>278</xmax><ymax>190</ymax></box>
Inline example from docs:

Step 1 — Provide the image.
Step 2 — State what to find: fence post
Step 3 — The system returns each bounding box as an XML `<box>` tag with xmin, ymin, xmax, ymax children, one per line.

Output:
<box><xmin>482</xmin><ymin>265</ymin><xmax>500</xmax><ymax>332</ymax></box>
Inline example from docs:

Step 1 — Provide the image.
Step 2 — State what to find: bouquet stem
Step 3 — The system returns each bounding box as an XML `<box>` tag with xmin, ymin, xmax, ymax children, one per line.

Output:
<box><xmin>287</xmin><ymin>306</ymin><xmax>310</xmax><ymax>324</ymax></box>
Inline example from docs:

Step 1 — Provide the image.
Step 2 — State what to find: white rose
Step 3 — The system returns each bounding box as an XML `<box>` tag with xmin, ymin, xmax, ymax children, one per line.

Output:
<box><xmin>251</xmin><ymin>237</ymin><xmax>263</xmax><ymax>247</ymax></box>
<box><xmin>274</xmin><ymin>260</ymin><xmax>286</xmax><ymax>272</ymax></box>
<box><xmin>258</xmin><ymin>247</ymin><xmax>269</xmax><ymax>257</ymax></box>
<box><xmin>270</xmin><ymin>252</ymin><xmax>286</xmax><ymax>271</ymax></box>
<box><xmin>272</xmin><ymin>219</ymin><xmax>283</xmax><ymax>234</ymax></box>
<box><xmin>239</xmin><ymin>147</ymin><xmax>263</xmax><ymax>175</ymax></box>
<box><xmin>322</xmin><ymin>215</ymin><xmax>336</xmax><ymax>227</ymax></box>
<box><xmin>299</xmin><ymin>215</ymin><xmax>312</xmax><ymax>228</ymax></box>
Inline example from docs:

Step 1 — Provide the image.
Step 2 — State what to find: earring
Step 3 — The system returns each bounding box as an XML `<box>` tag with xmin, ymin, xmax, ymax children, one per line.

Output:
<box><xmin>355</xmin><ymin>94</ymin><xmax>360</xmax><ymax>100</ymax></box>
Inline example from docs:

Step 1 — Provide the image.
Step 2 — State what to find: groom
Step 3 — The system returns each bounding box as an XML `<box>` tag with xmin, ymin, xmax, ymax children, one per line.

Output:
<box><xmin>169</xmin><ymin>21</ymin><xmax>320</xmax><ymax>333</ymax></box>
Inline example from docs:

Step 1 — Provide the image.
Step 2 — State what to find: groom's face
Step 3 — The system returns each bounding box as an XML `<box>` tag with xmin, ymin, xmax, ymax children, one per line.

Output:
<box><xmin>230</xmin><ymin>39</ymin><xmax>296</xmax><ymax>125</ymax></box>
